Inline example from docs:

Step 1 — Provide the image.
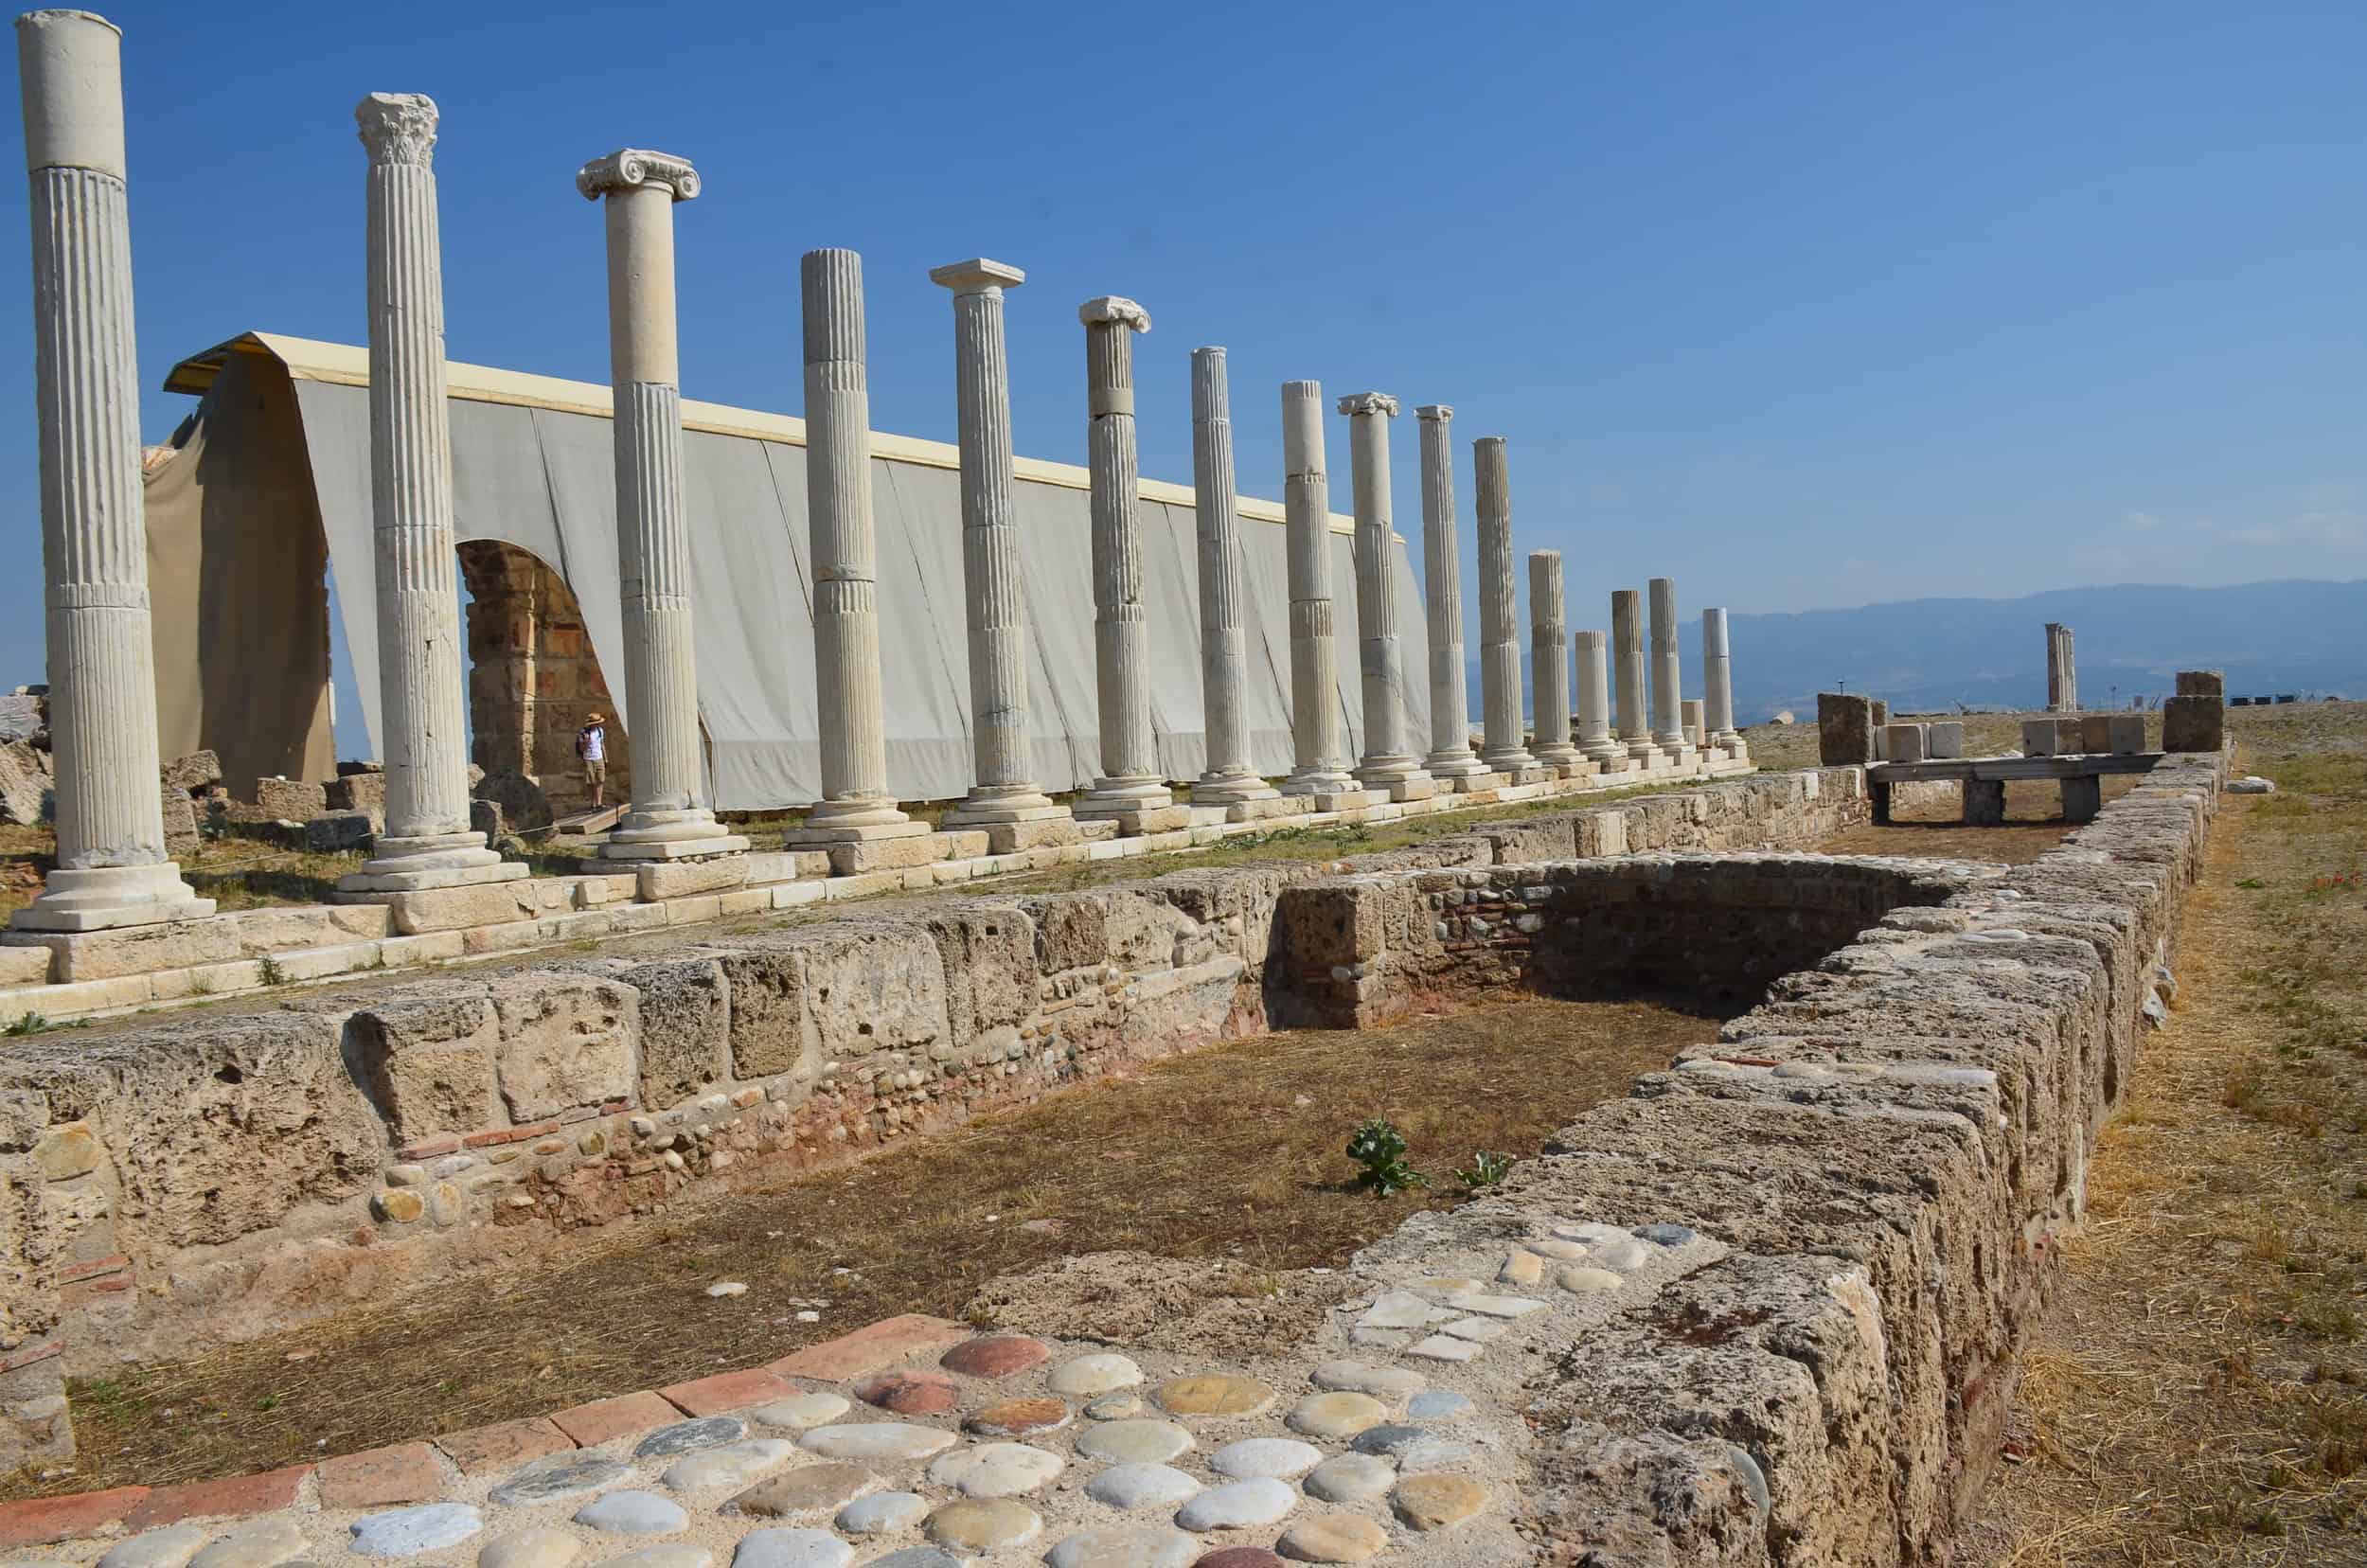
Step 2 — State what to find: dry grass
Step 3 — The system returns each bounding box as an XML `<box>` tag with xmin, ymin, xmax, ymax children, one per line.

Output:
<box><xmin>24</xmin><ymin>994</ymin><xmax>1715</xmax><ymax>1497</ymax></box>
<box><xmin>1972</xmin><ymin>700</ymin><xmax>2367</xmax><ymax>1564</ymax></box>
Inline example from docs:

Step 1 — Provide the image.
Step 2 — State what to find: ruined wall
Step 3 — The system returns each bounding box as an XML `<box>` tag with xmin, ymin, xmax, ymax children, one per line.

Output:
<box><xmin>458</xmin><ymin>541</ymin><xmax>629</xmax><ymax>811</ymax></box>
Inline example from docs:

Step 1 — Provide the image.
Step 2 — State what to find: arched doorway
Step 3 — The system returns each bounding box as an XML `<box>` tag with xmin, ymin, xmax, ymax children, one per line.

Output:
<box><xmin>456</xmin><ymin>541</ymin><xmax>631</xmax><ymax>817</ymax></box>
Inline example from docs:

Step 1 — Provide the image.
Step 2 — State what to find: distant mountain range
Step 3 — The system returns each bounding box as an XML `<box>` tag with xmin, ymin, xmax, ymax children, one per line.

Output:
<box><xmin>1710</xmin><ymin>579</ymin><xmax>2364</xmax><ymax>722</ymax></box>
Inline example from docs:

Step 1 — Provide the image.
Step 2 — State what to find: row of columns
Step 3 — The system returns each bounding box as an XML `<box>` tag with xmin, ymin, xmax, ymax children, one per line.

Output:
<box><xmin>8</xmin><ymin>18</ymin><xmax>1746</xmax><ymax>931</ymax></box>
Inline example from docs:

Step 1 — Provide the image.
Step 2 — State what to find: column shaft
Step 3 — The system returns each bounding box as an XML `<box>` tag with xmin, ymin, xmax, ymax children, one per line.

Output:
<box><xmin>1473</xmin><ymin>437</ymin><xmax>1536</xmax><ymax>772</ymax></box>
<box><xmin>1611</xmin><ymin>589</ymin><xmax>1654</xmax><ymax>762</ymax></box>
<box><xmin>1647</xmin><ymin>576</ymin><xmax>1689</xmax><ymax>756</ymax></box>
<box><xmin>1077</xmin><ymin>297</ymin><xmax>1166</xmax><ymax>811</ymax></box>
<box><xmin>1280</xmin><ymin>380</ymin><xmax>1353</xmax><ymax>793</ymax></box>
<box><xmin>1575</xmin><ymin>628</ymin><xmax>1623</xmax><ymax>765</ymax></box>
<box><xmin>1415</xmin><ymin>405</ymin><xmax>1481</xmax><ymax>777</ymax></box>
<box><xmin>581</xmin><ymin>153</ymin><xmax>742</xmax><ymax>860</ymax></box>
<box><xmin>1189</xmin><ymin>348</ymin><xmax>1273</xmax><ymax>803</ymax></box>
<box><xmin>343</xmin><ymin>94</ymin><xmax>515</xmax><ymax>892</ymax></box>
<box><xmin>1340</xmin><ymin>394</ymin><xmax>1429</xmax><ymax>794</ymax></box>
<box><xmin>1701</xmin><ymin>606</ymin><xmax>1739</xmax><ymax>744</ymax></box>
<box><xmin>10</xmin><ymin>9</ymin><xmax>207</xmax><ymax>930</ymax></box>
<box><xmin>1527</xmin><ymin>552</ymin><xmax>1581</xmax><ymax>770</ymax></box>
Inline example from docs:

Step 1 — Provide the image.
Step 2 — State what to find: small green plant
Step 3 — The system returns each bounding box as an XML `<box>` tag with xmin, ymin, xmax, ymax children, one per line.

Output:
<box><xmin>1456</xmin><ymin>1149</ymin><xmax>1513</xmax><ymax>1190</ymax></box>
<box><xmin>1346</xmin><ymin>1117</ymin><xmax>1426</xmax><ymax>1199</ymax></box>
<box><xmin>4</xmin><ymin>1011</ymin><xmax>47</xmax><ymax>1037</ymax></box>
<box><xmin>257</xmin><ymin>955</ymin><xmax>288</xmax><ymax>988</ymax></box>
<box><xmin>2235</xmin><ymin>877</ymin><xmax>2265</xmax><ymax>889</ymax></box>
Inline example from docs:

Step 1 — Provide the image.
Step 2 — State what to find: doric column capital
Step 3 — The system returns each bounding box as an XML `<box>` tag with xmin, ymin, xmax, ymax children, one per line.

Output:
<box><xmin>1338</xmin><ymin>391</ymin><xmax>1398</xmax><ymax>418</ymax></box>
<box><xmin>1415</xmin><ymin>402</ymin><xmax>1452</xmax><ymax>422</ymax></box>
<box><xmin>931</xmin><ymin>257</ymin><xmax>1025</xmax><ymax>294</ymax></box>
<box><xmin>355</xmin><ymin>92</ymin><xmax>437</xmax><ymax>168</ymax></box>
<box><xmin>1078</xmin><ymin>294</ymin><xmax>1150</xmax><ymax>331</ymax></box>
<box><xmin>577</xmin><ymin>148</ymin><xmax>700</xmax><ymax>202</ymax></box>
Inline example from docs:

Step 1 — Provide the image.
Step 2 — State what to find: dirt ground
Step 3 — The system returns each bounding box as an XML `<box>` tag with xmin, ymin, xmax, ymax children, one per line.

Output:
<box><xmin>36</xmin><ymin>994</ymin><xmax>1719</xmax><ymax>1497</ymax></box>
<box><xmin>1970</xmin><ymin>700</ymin><xmax>2367</xmax><ymax>1564</ymax></box>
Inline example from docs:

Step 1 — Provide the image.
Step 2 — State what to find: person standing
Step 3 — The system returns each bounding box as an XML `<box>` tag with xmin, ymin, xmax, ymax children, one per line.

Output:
<box><xmin>578</xmin><ymin>711</ymin><xmax>609</xmax><ymax>808</ymax></box>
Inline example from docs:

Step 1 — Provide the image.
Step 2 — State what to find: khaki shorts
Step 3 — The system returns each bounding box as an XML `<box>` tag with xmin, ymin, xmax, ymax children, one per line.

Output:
<box><xmin>584</xmin><ymin>759</ymin><xmax>607</xmax><ymax>786</ymax></box>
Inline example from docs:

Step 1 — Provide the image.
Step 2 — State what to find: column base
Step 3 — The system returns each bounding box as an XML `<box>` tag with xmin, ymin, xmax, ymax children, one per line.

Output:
<box><xmin>795</xmin><ymin>794</ymin><xmax>917</xmax><ymax>836</ymax></box>
<box><xmin>636</xmin><ymin>857</ymin><xmax>752</xmax><ymax>900</ymax></box>
<box><xmin>784</xmin><ymin>815</ymin><xmax>931</xmax><ymax>848</ymax></box>
<box><xmin>9</xmin><ymin>863</ymin><xmax>215</xmax><ymax>934</ymax></box>
<box><xmin>1623</xmin><ymin>737</ymin><xmax>1659</xmax><ymax>764</ymax></box>
<box><xmin>601</xmin><ymin>806</ymin><xmax>750</xmax><ymax>863</ymax></box>
<box><xmin>1224</xmin><ymin>794</ymin><xmax>1312</xmax><ymax>824</ymax></box>
<box><xmin>1074</xmin><ymin>776</ymin><xmax>1177</xmax><ymax>823</ymax></box>
<box><xmin>1072</xmin><ymin>802</ymin><xmax>1192</xmax><ymax>836</ymax></box>
<box><xmin>339</xmin><ymin>833</ymin><xmax>526</xmax><ymax>894</ymax></box>
<box><xmin>1657</xmin><ymin>739</ymin><xmax>1700</xmax><ymax>768</ymax></box>
<box><xmin>1481</xmin><ymin>747</ymin><xmax>1541</xmax><ymax>775</ymax></box>
<box><xmin>1578</xmin><ymin>741</ymin><xmax>1629</xmax><ymax>773</ymax></box>
<box><xmin>942</xmin><ymin>787</ymin><xmax>1070</xmax><ymax>829</ymax></box>
<box><xmin>1437</xmin><ymin>770</ymin><xmax>1509</xmax><ymax>794</ymax></box>
<box><xmin>1355</xmin><ymin>757</ymin><xmax>1437</xmax><ymax>802</ymax></box>
<box><xmin>1279</xmin><ymin>767</ymin><xmax>1359</xmax><ymax>797</ymax></box>
<box><xmin>1425</xmin><ymin>752</ymin><xmax>1490</xmax><ymax>781</ymax></box>
<box><xmin>1192</xmin><ymin>769</ymin><xmax>1279</xmax><ymax>807</ymax></box>
<box><xmin>1532</xmin><ymin>742</ymin><xmax>1584</xmax><ymax>773</ymax></box>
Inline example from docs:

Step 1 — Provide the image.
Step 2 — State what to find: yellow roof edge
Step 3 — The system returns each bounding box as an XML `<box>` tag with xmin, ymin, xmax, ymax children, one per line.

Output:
<box><xmin>165</xmin><ymin>331</ymin><xmax>1361</xmax><ymax>536</ymax></box>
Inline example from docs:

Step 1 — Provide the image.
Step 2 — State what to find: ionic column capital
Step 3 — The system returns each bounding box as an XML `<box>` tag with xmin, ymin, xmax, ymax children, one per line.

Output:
<box><xmin>355</xmin><ymin>92</ymin><xmax>437</xmax><ymax>168</ymax></box>
<box><xmin>1338</xmin><ymin>391</ymin><xmax>1398</xmax><ymax>418</ymax></box>
<box><xmin>1079</xmin><ymin>294</ymin><xmax>1150</xmax><ymax>331</ymax></box>
<box><xmin>932</xmin><ymin>257</ymin><xmax>1025</xmax><ymax>294</ymax></box>
<box><xmin>577</xmin><ymin>148</ymin><xmax>700</xmax><ymax>202</ymax></box>
<box><xmin>1414</xmin><ymin>402</ymin><xmax>1453</xmax><ymax>422</ymax></box>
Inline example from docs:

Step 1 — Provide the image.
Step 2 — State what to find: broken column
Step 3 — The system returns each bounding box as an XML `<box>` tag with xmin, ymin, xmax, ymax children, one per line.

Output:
<box><xmin>1473</xmin><ymin>437</ymin><xmax>1540</xmax><ymax>779</ymax></box>
<box><xmin>1187</xmin><ymin>347</ymin><xmax>1279</xmax><ymax>813</ymax></box>
<box><xmin>1415</xmin><ymin>405</ymin><xmax>1486</xmax><ymax>786</ymax></box>
<box><xmin>935</xmin><ymin>259</ymin><xmax>1076</xmax><ymax>848</ymax></box>
<box><xmin>2046</xmin><ymin>622</ymin><xmax>2077</xmax><ymax>712</ymax></box>
<box><xmin>1574</xmin><ymin>629</ymin><xmax>1626</xmax><ymax>770</ymax></box>
<box><xmin>8</xmin><ymin>10</ymin><xmax>209</xmax><ymax>931</ymax></box>
<box><xmin>341</xmin><ymin>94</ymin><xmax>522</xmax><ymax>897</ymax></box>
<box><xmin>578</xmin><ymin>150</ymin><xmax>745</xmax><ymax>873</ymax></box>
<box><xmin>1647</xmin><ymin>576</ymin><xmax>1694</xmax><ymax>764</ymax></box>
<box><xmin>1611</xmin><ymin>589</ymin><xmax>1655</xmax><ymax>765</ymax></box>
<box><xmin>1340</xmin><ymin>393</ymin><xmax>1433</xmax><ymax>800</ymax></box>
<box><xmin>1278</xmin><ymin>380</ymin><xmax>1360</xmax><ymax>801</ymax></box>
<box><xmin>2164</xmin><ymin>669</ymin><xmax>2225</xmax><ymax>753</ymax></box>
<box><xmin>1071</xmin><ymin>296</ymin><xmax>1181</xmax><ymax>831</ymax></box>
<box><xmin>1701</xmin><ymin>605</ymin><xmax>1743</xmax><ymax>757</ymax></box>
<box><xmin>1526</xmin><ymin>552</ymin><xmax>1584</xmax><ymax>775</ymax></box>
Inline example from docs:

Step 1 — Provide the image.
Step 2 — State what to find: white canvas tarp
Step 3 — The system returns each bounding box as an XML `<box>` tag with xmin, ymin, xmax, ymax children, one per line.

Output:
<box><xmin>155</xmin><ymin>334</ymin><xmax>1431</xmax><ymax>811</ymax></box>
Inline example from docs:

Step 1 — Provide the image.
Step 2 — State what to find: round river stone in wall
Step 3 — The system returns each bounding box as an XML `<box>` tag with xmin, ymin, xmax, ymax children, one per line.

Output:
<box><xmin>98</xmin><ymin>1525</ymin><xmax>210</xmax><ymax>1568</ymax></box>
<box><xmin>863</xmin><ymin>1555</ymin><xmax>966</xmax><ymax>1568</ymax></box>
<box><xmin>1285</xmin><ymin>1392</ymin><xmax>1389</xmax><ymax>1439</ymax></box>
<box><xmin>1558</xmin><ymin>1266</ymin><xmax>1623</xmax><ymax>1294</ymax></box>
<box><xmin>574</xmin><ymin>1491</ymin><xmax>686</xmax><ymax>1536</ymax></box>
<box><xmin>1082</xmin><ymin>1393</ymin><xmax>1143</xmax><ymax>1420</ymax></box>
<box><xmin>349</xmin><ymin>1505</ymin><xmax>481</xmax><ymax>1559</ymax></box>
<box><xmin>798</xmin><ymin>1423</ymin><xmax>958</xmax><ymax>1462</ymax></box>
<box><xmin>940</xmin><ymin>1334</ymin><xmax>1052</xmax><ymax>1379</ymax></box>
<box><xmin>1152</xmin><ymin>1375</ymin><xmax>1275</xmax><ymax>1418</ymax></box>
<box><xmin>1309</xmin><ymin>1362</ymin><xmax>1425</xmax><ymax>1402</ymax></box>
<box><xmin>187</xmin><ymin>1522</ymin><xmax>306</xmax><ymax>1568</ymax></box>
<box><xmin>661</xmin><ymin>1440</ymin><xmax>795</xmax><ymax>1494</ymax></box>
<box><xmin>727</xmin><ymin>1530</ymin><xmax>851</xmax><ymax>1568</ymax></box>
<box><xmin>1303</xmin><ymin>1452</ymin><xmax>1395</xmax><ymax>1504</ymax></box>
<box><xmin>1192</xmin><ymin>1553</ymin><xmax>1286</xmax><ymax>1568</ymax></box>
<box><xmin>1075</xmin><ymin>1419</ymin><xmax>1194</xmax><ymax>1465</ymax></box>
<box><xmin>592</xmin><ymin>1548</ymin><xmax>711</xmax><ymax>1568</ymax></box>
<box><xmin>727</xmin><ymin>1464</ymin><xmax>879</xmax><ymax>1522</ymax></box>
<box><xmin>1174</xmin><ymin>1477</ymin><xmax>1298</xmax><ymax>1531</ymax></box>
<box><xmin>923</xmin><ymin>1498</ymin><xmax>1043</xmax><ymax>1553</ymax></box>
<box><xmin>478</xmin><ymin>1529</ymin><xmax>578</xmax><ymax>1568</ymax></box>
<box><xmin>489</xmin><ymin>1456</ymin><xmax>632</xmax><ymax>1507</ymax></box>
<box><xmin>1593</xmin><ymin>1238</ymin><xmax>1652</xmax><ymax>1271</ymax></box>
<box><xmin>1392</xmin><ymin>1472</ymin><xmax>1488</xmax><ymax>1530</ymax></box>
<box><xmin>851</xmin><ymin>1370</ymin><xmax>960</xmax><ymax>1417</ymax></box>
<box><xmin>832</xmin><ymin>1492</ymin><xmax>926</xmax><ymax>1537</ymax></box>
<box><xmin>1407</xmin><ymin>1390</ymin><xmax>1474</xmax><ymax>1421</ymax></box>
<box><xmin>1208</xmin><ymin>1437</ymin><xmax>1324</xmax><ymax>1480</ymax></box>
<box><xmin>1275</xmin><ymin>1514</ymin><xmax>1389</xmax><ymax>1563</ymax></box>
<box><xmin>965</xmin><ymin>1396</ymin><xmax>1070</xmax><ymax>1437</ymax></box>
<box><xmin>1348</xmin><ymin>1424</ymin><xmax>1429</xmax><ymax>1459</ymax></box>
<box><xmin>636</xmin><ymin>1417</ymin><xmax>748</xmax><ymax>1458</ymax></box>
<box><xmin>1081</xmin><ymin>1463</ymin><xmax>1201</xmax><ymax>1510</ymax></box>
<box><xmin>1046</xmin><ymin>1352</ymin><xmax>1143</xmax><ymax>1398</ymax></box>
<box><xmin>745</xmin><ymin>1394</ymin><xmax>851</xmax><ymax>1431</ymax></box>
<box><xmin>1043</xmin><ymin>1524</ymin><xmax>1198</xmax><ymax>1568</ymax></box>
<box><xmin>924</xmin><ymin>1442</ymin><xmax>1064</xmax><ymax>1498</ymax></box>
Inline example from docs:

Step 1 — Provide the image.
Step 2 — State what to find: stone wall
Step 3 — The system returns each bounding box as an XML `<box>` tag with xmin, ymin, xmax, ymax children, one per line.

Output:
<box><xmin>458</xmin><ymin>541</ymin><xmax>629</xmax><ymax>811</ymax></box>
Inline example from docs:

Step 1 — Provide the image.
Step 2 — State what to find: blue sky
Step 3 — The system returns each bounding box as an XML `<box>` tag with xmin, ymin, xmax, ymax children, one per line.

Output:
<box><xmin>3</xmin><ymin>0</ymin><xmax>2362</xmax><ymax>708</ymax></box>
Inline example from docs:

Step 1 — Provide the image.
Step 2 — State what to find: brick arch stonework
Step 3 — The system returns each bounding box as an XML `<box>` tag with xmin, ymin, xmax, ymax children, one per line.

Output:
<box><xmin>456</xmin><ymin>540</ymin><xmax>630</xmax><ymax>814</ymax></box>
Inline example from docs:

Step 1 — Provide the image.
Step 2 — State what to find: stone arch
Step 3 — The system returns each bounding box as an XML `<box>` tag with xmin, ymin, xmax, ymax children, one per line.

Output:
<box><xmin>456</xmin><ymin>540</ymin><xmax>631</xmax><ymax>815</ymax></box>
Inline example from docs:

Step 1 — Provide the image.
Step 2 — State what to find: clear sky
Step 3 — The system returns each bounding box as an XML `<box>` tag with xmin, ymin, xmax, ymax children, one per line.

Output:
<box><xmin>2</xmin><ymin>0</ymin><xmax>2362</xmax><ymax>702</ymax></box>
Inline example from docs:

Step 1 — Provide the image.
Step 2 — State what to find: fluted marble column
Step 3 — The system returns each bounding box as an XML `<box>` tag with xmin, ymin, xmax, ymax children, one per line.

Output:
<box><xmin>935</xmin><ymin>259</ymin><xmax>1068</xmax><ymax>830</ymax></box>
<box><xmin>1473</xmin><ymin>437</ymin><xmax>1538</xmax><ymax>775</ymax></box>
<box><xmin>1702</xmin><ymin>606</ymin><xmax>1740</xmax><ymax>747</ymax></box>
<box><xmin>1527</xmin><ymin>553</ymin><xmax>1582</xmax><ymax>774</ymax></box>
<box><xmin>1279</xmin><ymin>381</ymin><xmax>1356</xmax><ymax>796</ymax></box>
<box><xmin>1188</xmin><ymin>347</ymin><xmax>1276</xmax><ymax>806</ymax></box>
<box><xmin>1073</xmin><ymin>297</ymin><xmax>1174</xmax><ymax>822</ymax></box>
<box><xmin>789</xmin><ymin>249</ymin><xmax>919</xmax><ymax>846</ymax></box>
<box><xmin>579</xmin><ymin>151</ymin><xmax>745</xmax><ymax>864</ymax></box>
<box><xmin>1648</xmin><ymin>576</ymin><xmax>1692</xmax><ymax>760</ymax></box>
<box><xmin>9</xmin><ymin>9</ymin><xmax>208</xmax><ymax>931</ymax></box>
<box><xmin>1574</xmin><ymin>629</ymin><xmax>1624</xmax><ymax>767</ymax></box>
<box><xmin>341</xmin><ymin>93</ymin><xmax>520</xmax><ymax>894</ymax></box>
<box><xmin>1340</xmin><ymin>393</ymin><xmax>1432</xmax><ymax>797</ymax></box>
<box><xmin>1611</xmin><ymin>589</ymin><xmax>1655</xmax><ymax>763</ymax></box>
<box><xmin>1415</xmin><ymin>405</ymin><xmax>1484</xmax><ymax>783</ymax></box>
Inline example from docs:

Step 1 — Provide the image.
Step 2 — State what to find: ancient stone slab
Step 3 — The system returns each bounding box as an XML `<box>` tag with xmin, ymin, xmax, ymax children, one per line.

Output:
<box><xmin>1817</xmin><ymin>693</ymin><xmax>1876</xmax><ymax>765</ymax></box>
<box><xmin>490</xmin><ymin>973</ymin><xmax>636</xmax><ymax>1122</ymax></box>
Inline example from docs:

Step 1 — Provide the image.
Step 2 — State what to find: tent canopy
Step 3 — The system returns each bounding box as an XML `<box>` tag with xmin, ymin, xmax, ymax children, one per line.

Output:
<box><xmin>151</xmin><ymin>331</ymin><xmax>1431</xmax><ymax>810</ymax></box>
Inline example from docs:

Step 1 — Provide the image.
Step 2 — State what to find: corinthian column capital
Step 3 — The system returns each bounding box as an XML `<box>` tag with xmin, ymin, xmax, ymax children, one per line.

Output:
<box><xmin>355</xmin><ymin>92</ymin><xmax>437</xmax><ymax>167</ymax></box>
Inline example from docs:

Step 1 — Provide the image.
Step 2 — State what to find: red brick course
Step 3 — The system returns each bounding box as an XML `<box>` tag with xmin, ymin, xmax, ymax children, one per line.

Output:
<box><xmin>121</xmin><ymin>1465</ymin><xmax>309</xmax><ymax>1529</ymax></box>
<box><xmin>658</xmin><ymin>1367</ymin><xmax>796</xmax><ymax>1418</ymax></box>
<box><xmin>315</xmin><ymin>1442</ymin><xmax>443</xmax><ymax>1509</ymax></box>
<box><xmin>547</xmin><ymin>1390</ymin><xmax>682</xmax><ymax>1449</ymax></box>
<box><xmin>0</xmin><ymin>1488</ymin><xmax>150</xmax><ymax>1551</ymax></box>
<box><xmin>436</xmin><ymin>1417</ymin><xmax>575</xmax><ymax>1477</ymax></box>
